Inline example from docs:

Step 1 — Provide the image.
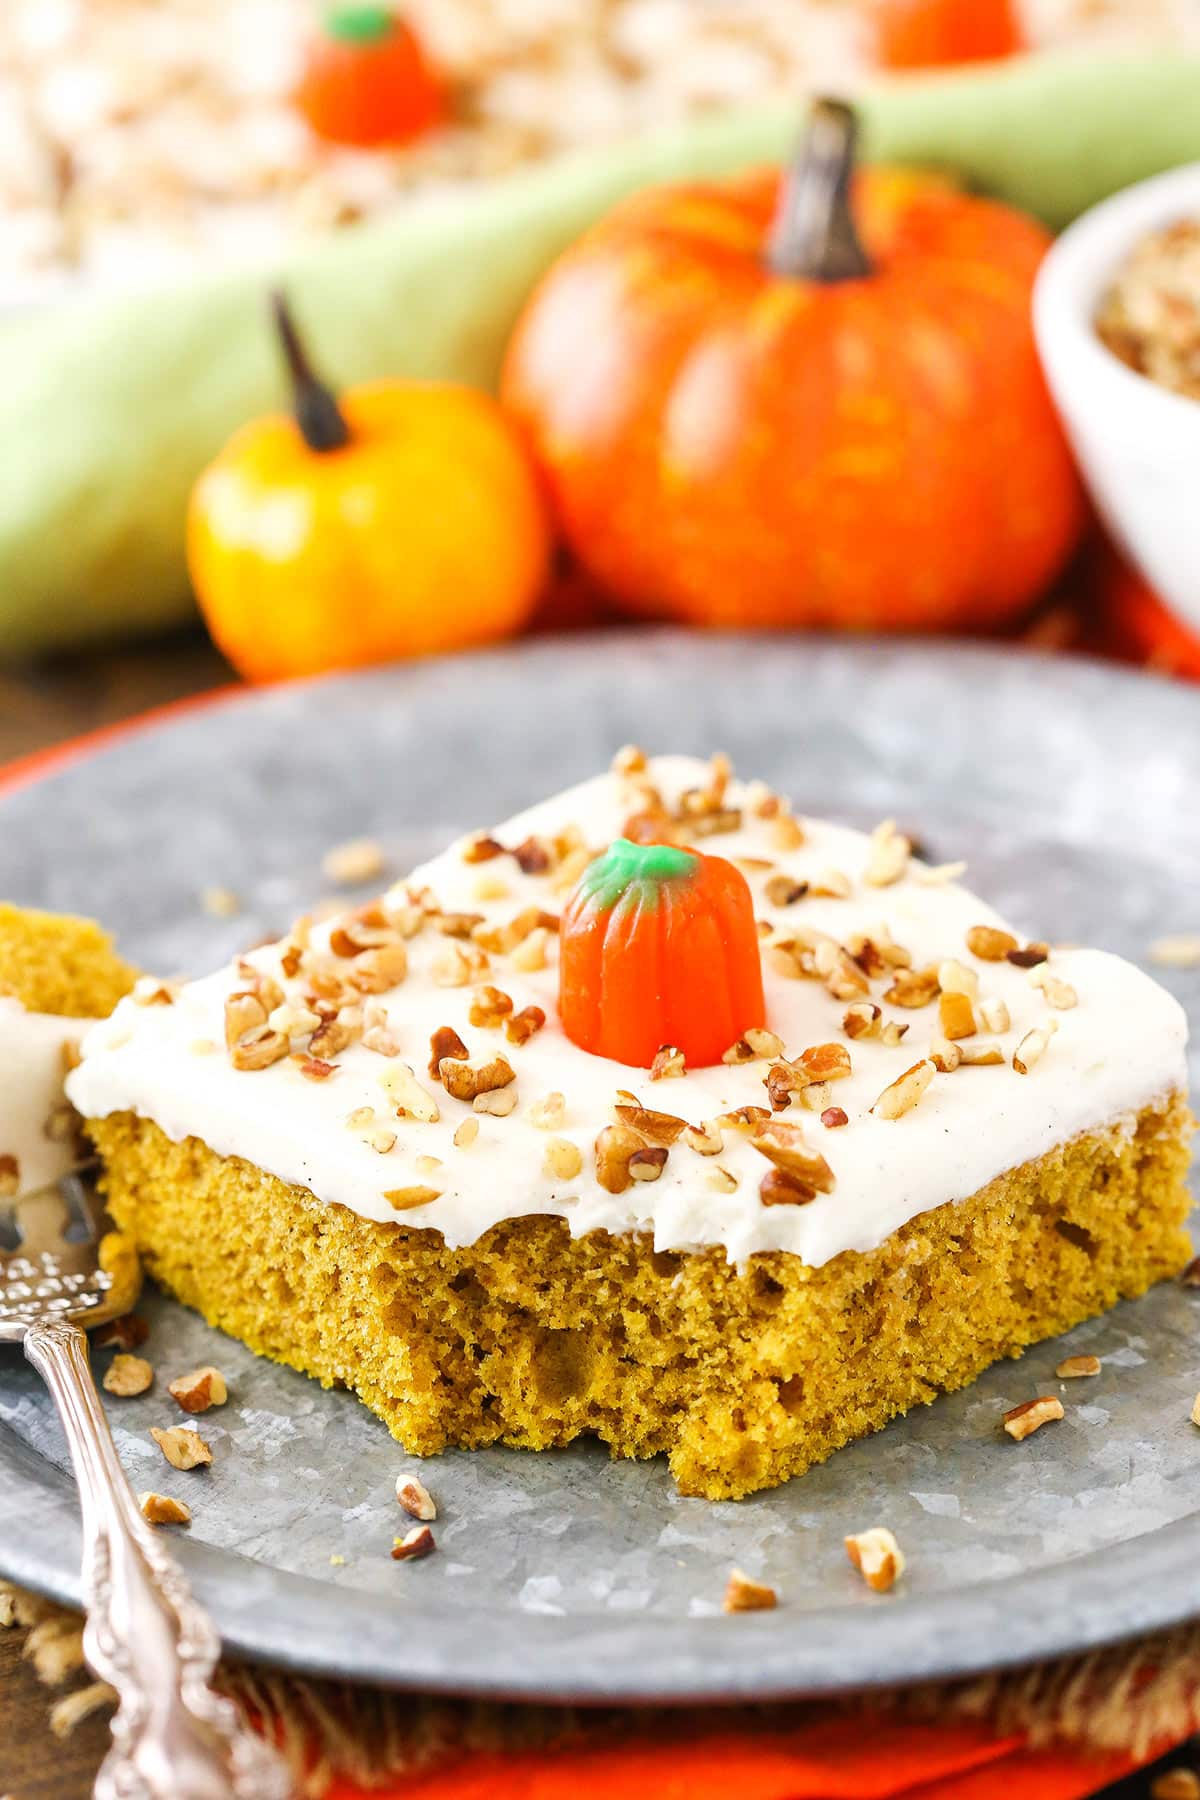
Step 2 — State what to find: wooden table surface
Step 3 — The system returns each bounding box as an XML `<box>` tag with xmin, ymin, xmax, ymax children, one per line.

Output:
<box><xmin>2</xmin><ymin>632</ymin><xmax>233</xmax><ymax>1799</ymax></box>
<box><xmin>0</xmin><ymin>633</ymin><xmax>233</xmax><ymax>769</ymax></box>
<box><xmin>0</xmin><ymin>1628</ymin><xmax>112</xmax><ymax>1800</ymax></box>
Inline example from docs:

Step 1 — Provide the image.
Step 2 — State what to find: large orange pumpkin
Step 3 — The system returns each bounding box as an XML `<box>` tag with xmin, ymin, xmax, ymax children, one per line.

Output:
<box><xmin>502</xmin><ymin>101</ymin><xmax>1084</xmax><ymax>633</ymax></box>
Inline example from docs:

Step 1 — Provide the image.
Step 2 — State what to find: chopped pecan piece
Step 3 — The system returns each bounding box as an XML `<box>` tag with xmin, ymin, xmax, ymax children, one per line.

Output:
<box><xmin>396</xmin><ymin>1476</ymin><xmax>437</xmax><ymax>1521</ymax></box>
<box><xmin>514</xmin><ymin>835</ymin><xmax>553</xmax><ymax>875</ymax></box>
<box><xmin>309</xmin><ymin>1018</ymin><xmax>353</xmax><ymax>1060</ymax></box>
<box><xmin>722</xmin><ymin>1568</ymin><xmax>777</xmax><ymax>1613</ymax></box>
<box><xmin>880</xmin><ymin>1021</ymin><xmax>909</xmax><ymax>1048</ymax></box>
<box><xmin>462</xmin><ymin>833</ymin><xmax>504</xmax><ymax>864</ymax></box>
<box><xmin>392</xmin><ymin>1525</ymin><xmax>436</xmax><ymax>1560</ymax></box>
<box><xmin>323</xmin><ymin>838</ymin><xmax>386</xmax><ymax>885</ymax></box>
<box><xmin>765</xmin><ymin>1062</ymin><xmax>803</xmax><ymax>1112</ymax></box>
<box><xmin>0</xmin><ymin>1154</ymin><xmax>18</xmax><ymax>1198</ymax></box>
<box><xmin>150</xmin><ymin>1426</ymin><xmax>212</xmax><ymax>1470</ymax></box>
<box><xmin>505</xmin><ymin>1005</ymin><xmax>546</xmax><ymax>1046</ymax></box>
<box><xmin>764</xmin><ymin>874</ymin><xmax>808</xmax><ymax>907</ymax></box>
<box><xmin>453</xmin><ymin>1118</ymin><xmax>480</xmax><ymax>1148</ymax></box>
<box><xmin>544</xmin><ymin>1137</ymin><xmax>583</xmax><ymax>1179</ymax></box>
<box><xmin>612</xmin><ymin>744</ymin><xmax>647</xmax><ymax>776</ymax></box>
<box><xmin>1003</xmin><ymin>1396</ymin><xmax>1064</xmax><ymax>1440</ymax></box>
<box><xmin>825</xmin><ymin>951</ymin><xmax>871</xmax><ymax>1001</ymax></box>
<box><xmin>1029</xmin><ymin>969</ymin><xmax>1078</xmax><ymax>1010</ymax></box>
<box><xmin>845</xmin><ymin>1527</ymin><xmax>905</xmax><ymax>1593</ymax></box>
<box><xmin>937</xmin><ymin>958</ymin><xmax>978</xmax><ymax>997</ymax></box>
<box><xmin>1007</xmin><ymin>941</ymin><xmax>1050</xmax><ymax>969</ymax></box>
<box><xmin>102</xmin><ymin>1354</ymin><xmax>153</xmax><ymax>1397</ymax></box>
<box><xmin>821</xmin><ymin>1107</ymin><xmax>849</xmax><ymax>1129</ymax></box>
<box><xmin>966</xmin><ymin>924</ymin><xmax>1018</xmax><ymax>962</ymax></box>
<box><xmin>872</xmin><ymin>1060</ymin><xmax>936</xmax><ymax>1120</ymax></box>
<box><xmin>864</xmin><ymin>820</ymin><xmax>910</xmax><ymax>887</ymax></box>
<box><xmin>650</xmin><ymin>1044</ymin><xmax>686</xmax><ymax>1081</ymax></box>
<box><xmin>383</xmin><ymin>1186</ymin><xmax>441</xmax><ymax>1210</ymax></box>
<box><xmin>431</xmin><ymin>942</ymin><xmax>490</xmax><ymax>987</ymax></box>
<box><xmin>594</xmin><ymin>1124</ymin><xmax>646</xmax><ymax>1194</ymax></box>
<box><xmin>683</xmin><ymin>1123</ymin><xmax>723</xmax><ymax>1157</ymax></box>
<box><xmin>612</xmin><ymin>1101</ymin><xmax>686</xmax><ymax>1146</ymax></box>
<box><xmin>629</xmin><ymin>1146</ymin><xmax>668</xmax><ymax>1183</ymax></box>
<box><xmin>380</xmin><ymin>1063</ymin><xmax>441</xmax><ymax>1123</ymax></box>
<box><xmin>977</xmin><ymin>996</ymin><xmax>1010</xmax><ymax>1033</ymax></box>
<box><xmin>527</xmin><ymin>1092</ymin><xmax>566</xmax><ymax>1131</ymax></box>
<box><xmin>842</xmin><ymin>1001</ymin><xmax>881</xmax><ymax>1040</ymax></box>
<box><xmin>957</xmin><ymin>1041</ymin><xmax>1004</xmax><ymax>1066</ymax></box>
<box><xmin>347</xmin><ymin>941</ymin><xmax>409</xmax><ymax>995</ymax></box>
<box><xmin>168</xmin><ymin>1367</ymin><xmax>228</xmax><ymax>1414</ymax></box>
<box><xmin>1055</xmin><ymin>1354</ymin><xmax>1101</xmax><ymax>1378</ymax></box>
<box><xmin>428</xmin><ymin>1026</ymin><xmax>468</xmax><ymax>1080</ymax></box>
<box><xmin>759</xmin><ymin>1167</ymin><xmax>817</xmax><ymax>1207</ymax></box>
<box><xmin>138</xmin><ymin>1492</ymin><xmax>191</xmax><ymax>1526</ymax></box>
<box><xmin>795</xmin><ymin>1043</ymin><xmax>851</xmax><ymax>1083</ymax></box>
<box><xmin>510</xmin><ymin>926</ymin><xmax>552</xmax><ymax>972</ymax></box>
<box><xmin>231</xmin><ymin>1028</ymin><xmax>290</xmax><ymax>1072</ymax></box>
<box><xmin>434</xmin><ymin>911</ymin><xmax>485</xmax><ymax>940</ymax></box>
<box><xmin>95</xmin><ymin>1315</ymin><xmax>149</xmax><ymax>1351</ymax></box>
<box><xmin>469</xmin><ymin>985</ymin><xmax>514</xmax><ymax>1028</ymax></box>
<box><xmin>474</xmin><ymin>1087</ymin><xmax>517</xmax><ymax>1116</ymax></box>
<box><xmin>929</xmin><ymin>1040</ymin><xmax>961</xmax><ymax>1073</ymax></box>
<box><xmin>440</xmin><ymin>1054</ymin><xmax>516</xmax><ymax>1104</ymax></box>
<box><xmin>1012</xmin><ymin>1021</ymin><xmax>1058</xmax><ymax>1074</ymax></box>
<box><xmin>714</xmin><ymin>1105</ymin><xmax>772</xmax><ymax>1135</ymax></box>
<box><xmin>884</xmin><ymin>966</ymin><xmax>940</xmax><ymax>1009</ymax></box>
<box><xmin>224</xmin><ymin>990</ymin><xmax>267</xmax><ymax>1048</ymax></box>
<box><xmin>751</xmin><ymin>1120</ymin><xmax>835</xmax><ymax>1191</ymax></box>
<box><xmin>938</xmin><ymin>991</ymin><xmax>976</xmax><ymax>1040</ymax></box>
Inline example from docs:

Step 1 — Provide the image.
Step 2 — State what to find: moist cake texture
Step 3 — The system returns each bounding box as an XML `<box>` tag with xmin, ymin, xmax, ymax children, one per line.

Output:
<box><xmin>69</xmin><ymin>754</ymin><xmax>1194</xmax><ymax>1497</ymax></box>
<box><xmin>0</xmin><ymin>903</ymin><xmax>137</xmax><ymax>1200</ymax></box>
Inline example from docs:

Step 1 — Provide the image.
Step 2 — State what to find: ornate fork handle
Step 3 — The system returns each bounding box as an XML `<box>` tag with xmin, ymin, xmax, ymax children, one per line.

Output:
<box><xmin>25</xmin><ymin>1318</ymin><xmax>294</xmax><ymax>1800</ymax></box>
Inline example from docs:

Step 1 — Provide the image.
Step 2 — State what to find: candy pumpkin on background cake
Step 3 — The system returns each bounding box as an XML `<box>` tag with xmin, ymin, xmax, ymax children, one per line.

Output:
<box><xmin>502</xmin><ymin>99</ymin><xmax>1085</xmax><ymax>635</ymax></box>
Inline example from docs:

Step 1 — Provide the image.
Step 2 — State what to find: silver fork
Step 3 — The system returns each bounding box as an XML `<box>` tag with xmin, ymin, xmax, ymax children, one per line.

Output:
<box><xmin>1</xmin><ymin>1174</ymin><xmax>295</xmax><ymax>1799</ymax></box>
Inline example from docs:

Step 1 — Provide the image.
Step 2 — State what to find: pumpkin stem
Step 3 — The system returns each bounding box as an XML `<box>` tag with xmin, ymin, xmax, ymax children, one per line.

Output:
<box><xmin>271</xmin><ymin>290</ymin><xmax>351</xmax><ymax>453</ymax></box>
<box><xmin>766</xmin><ymin>97</ymin><xmax>872</xmax><ymax>283</ymax></box>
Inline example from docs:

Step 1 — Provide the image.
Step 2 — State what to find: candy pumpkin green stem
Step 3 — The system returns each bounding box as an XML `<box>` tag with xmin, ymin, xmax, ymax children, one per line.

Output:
<box><xmin>270</xmin><ymin>290</ymin><xmax>351</xmax><ymax>453</ymax></box>
<box><xmin>559</xmin><ymin>837</ymin><xmax>767</xmax><ymax>1070</ymax></box>
<box><xmin>766</xmin><ymin>97</ymin><xmax>873</xmax><ymax>283</ymax></box>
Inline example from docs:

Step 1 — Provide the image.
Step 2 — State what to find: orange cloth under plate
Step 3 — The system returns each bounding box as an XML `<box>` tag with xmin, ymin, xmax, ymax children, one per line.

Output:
<box><xmin>322</xmin><ymin>1717</ymin><xmax>1136</xmax><ymax>1799</ymax></box>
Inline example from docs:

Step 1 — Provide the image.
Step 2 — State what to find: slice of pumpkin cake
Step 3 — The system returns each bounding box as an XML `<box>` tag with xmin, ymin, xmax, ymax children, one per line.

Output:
<box><xmin>0</xmin><ymin>903</ymin><xmax>137</xmax><ymax>1200</ymax></box>
<box><xmin>67</xmin><ymin>753</ymin><xmax>1192</xmax><ymax>1499</ymax></box>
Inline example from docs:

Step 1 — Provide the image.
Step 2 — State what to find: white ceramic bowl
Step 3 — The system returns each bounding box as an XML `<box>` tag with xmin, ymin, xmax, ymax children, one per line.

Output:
<box><xmin>1034</xmin><ymin>162</ymin><xmax>1200</xmax><ymax>633</ymax></box>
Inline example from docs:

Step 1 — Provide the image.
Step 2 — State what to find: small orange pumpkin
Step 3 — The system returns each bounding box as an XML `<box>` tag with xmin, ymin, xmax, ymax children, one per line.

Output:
<box><xmin>559</xmin><ymin>838</ymin><xmax>765</xmax><ymax>1070</ymax></box>
<box><xmin>503</xmin><ymin>100</ymin><xmax>1084</xmax><ymax>635</ymax></box>
<box><xmin>188</xmin><ymin>295</ymin><xmax>551</xmax><ymax>683</ymax></box>
<box><xmin>295</xmin><ymin>5</ymin><xmax>444</xmax><ymax>148</ymax></box>
<box><xmin>869</xmin><ymin>0</ymin><xmax>1024</xmax><ymax>69</ymax></box>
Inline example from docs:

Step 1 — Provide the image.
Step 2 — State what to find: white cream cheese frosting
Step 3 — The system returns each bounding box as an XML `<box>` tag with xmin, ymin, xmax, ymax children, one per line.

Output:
<box><xmin>0</xmin><ymin>996</ymin><xmax>90</xmax><ymax>1199</ymax></box>
<box><xmin>67</xmin><ymin>754</ymin><xmax>1189</xmax><ymax>1267</ymax></box>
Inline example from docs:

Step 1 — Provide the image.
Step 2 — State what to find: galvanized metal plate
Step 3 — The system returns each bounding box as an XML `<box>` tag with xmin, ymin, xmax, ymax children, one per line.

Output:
<box><xmin>1</xmin><ymin>634</ymin><xmax>1197</xmax><ymax>1702</ymax></box>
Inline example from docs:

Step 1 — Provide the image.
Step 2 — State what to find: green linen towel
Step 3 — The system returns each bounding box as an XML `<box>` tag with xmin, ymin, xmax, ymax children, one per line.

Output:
<box><xmin>2</xmin><ymin>50</ymin><xmax>1199</xmax><ymax>658</ymax></box>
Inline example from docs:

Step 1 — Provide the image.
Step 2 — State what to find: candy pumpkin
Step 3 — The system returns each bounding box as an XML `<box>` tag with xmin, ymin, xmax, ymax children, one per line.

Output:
<box><xmin>295</xmin><ymin>5</ymin><xmax>444</xmax><ymax>148</ymax></box>
<box><xmin>559</xmin><ymin>838</ymin><xmax>765</xmax><ymax>1070</ymax></box>
<box><xmin>188</xmin><ymin>295</ymin><xmax>551</xmax><ymax>683</ymax></box>
<box><xmin>502</xmin><ymin>100</ymin><xmax>1084</xmax><ymax>634</ymax></box>
<box><xmin>869</xmin><ymin>0</ymin><xmax>1023</xmax><ymax>70</ymax></box>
